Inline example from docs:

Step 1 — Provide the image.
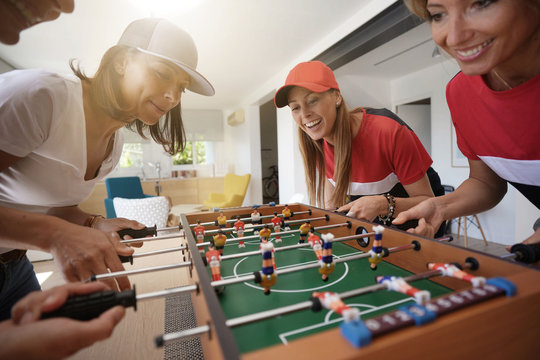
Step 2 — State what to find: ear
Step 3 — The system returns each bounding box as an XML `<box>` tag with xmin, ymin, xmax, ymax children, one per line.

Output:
<box><xmin>334</xmin><ymin>90</ymin><xmax>342</xmax><ymax>107</ymax></box>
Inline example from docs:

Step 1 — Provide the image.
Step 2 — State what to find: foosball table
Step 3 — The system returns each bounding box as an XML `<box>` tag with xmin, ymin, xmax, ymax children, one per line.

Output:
<box><xmin>69</xmin><ymin>203</ymin><xmax>540</xmax><ymax>359</ymax></box>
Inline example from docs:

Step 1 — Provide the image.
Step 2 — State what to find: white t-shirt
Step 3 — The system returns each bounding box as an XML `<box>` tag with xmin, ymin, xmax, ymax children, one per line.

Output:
<box><xmin>0</xmin><ymin>69</ymin><xmax>123</xmax><ymax>251</ymax></box>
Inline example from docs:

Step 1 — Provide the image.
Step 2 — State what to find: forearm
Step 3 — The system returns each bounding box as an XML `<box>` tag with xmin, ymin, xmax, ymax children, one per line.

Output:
<box><xmin>0</xmin><ymin>207</ymin><xmax>67</xmax><ymax>251</ymax></box>
<box><xmin>46</xmin><ymin>205</ymin><xmax>91</xmax><ymax>226</ymax></box>
<box><xmin>393</xmin><ymin>195</ymin><xmax>433</xmax><ymax>217</ymax></box>
<box><xmin>434</xmin><ymin>177</ymin><xmax>506</xmax><ymax>220</ymax></box>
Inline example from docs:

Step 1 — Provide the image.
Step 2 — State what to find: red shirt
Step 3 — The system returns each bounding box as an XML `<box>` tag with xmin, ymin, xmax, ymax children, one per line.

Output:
<box><xmin>234</xmin><ymin>220</ymin><xmax>245</xmax><ymax>230</ymax></box>
<box><xmin>324</xmin><ymin>108</ymin><xmax>432</xmax><ymax>196</ymax></box>
<box><xmin>194</xmin><ymin>225</ymin><xmax>205</xmax><ymax>236</ymax></box>
<box><xmin>271</xmin><ymin>216</ymin><xmax>281</xmax><ymax>227</ymax></box>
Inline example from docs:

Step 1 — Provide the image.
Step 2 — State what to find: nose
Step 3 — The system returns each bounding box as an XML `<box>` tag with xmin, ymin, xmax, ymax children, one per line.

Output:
<box><xmin>300</xmin><ymin>106</ymin><xmax>312</xmax><ymax>119</ymax></box>
<box><xmin>164</xmin><ymin>86</ymin><xmax>181</xmax><ymax>106</ymax></box>
<box><xmin>445</xmin><ymin>14</ymin><xmax>473</xmax><ymax>47</ymax></box>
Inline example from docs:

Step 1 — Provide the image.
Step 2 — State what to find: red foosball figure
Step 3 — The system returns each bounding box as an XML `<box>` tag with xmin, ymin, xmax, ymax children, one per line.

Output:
<box><xmin>299</xmin><ymin>220</ymin><xmax>311</xmax><ymax>244</ymax></box>
<box><xmin>217</xmin><ymin>211</ymin><xmax>227</xmax><ymax>228</ymax></box>
<box><xmin>205</xmin><ymin>241</ymin><xmax>222</xmax><ymax>281</ymax></box>
<box><xmin>376</xmin><ymin>275</ymin><xmax>431</xmax><ymax>305</ymax></box>
<box><xmin>319</xmin><ymin>233</ymin><xmax>335</xmax><ymax>281</ymax></box>
<box><xmin>213</xmin><ymin>229</ymin><xmax>227</xmax><ymax>255</ymax></box>
<box><xmin>271</xmin><ymin>212</ymin><xmax>283</xmax><ymax>243</ymax></box>
<box><xmin>307</xmin><ymin>228</ymin><xmax>323</xmax><ymax>261</ymax></box>
<box><xmin>234</xmin><ymin>215</ymin><xmax>246</xmax><ymax>248</ymax></box>
<box><xmin>312</xmin><ymin>291</ymin><xmax>360</xmax><ymax>322</ymax></box>
<box><xmin>194</xmin><ymin>220</ymin><xmax>205</xmax><ymax>244</ymax></box>
<box><xmin>428</xmin><ymin>263</ymin><xmax>486</xmax><ymax>287</ymax></box>
<box><xmin>259</xmin><ymin>224</ymin><xmax>272</xmax><ymax>243</ymax></box>
<box><xmin>259</xmin><ymin>242</ymin><xmax>277</xmax><ymax>295</ymax></box>
<box><xmin>368</xmin><ymin>225</ymin><xmax>385</xmax><ymax>270</ymax></box>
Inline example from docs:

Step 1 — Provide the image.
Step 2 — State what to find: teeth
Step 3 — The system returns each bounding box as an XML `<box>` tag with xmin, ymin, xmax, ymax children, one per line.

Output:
<box><xmin>305</xmin><ymin>119</ymin><xmax>321</xmax><ymax>128</ymax></box>
<box><xmin>456</xmin><ymin>39</ymin><xmax>492</xmax><ymax>57</ymax></box>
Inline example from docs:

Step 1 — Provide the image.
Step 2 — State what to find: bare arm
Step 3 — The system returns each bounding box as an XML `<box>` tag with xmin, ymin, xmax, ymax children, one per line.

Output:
<box><xmin>393</xmin><ymin>160</ymin><xmax>507</xmax><ymax>237</ymax></box>
<box><xmin>337</xmin><ymin>174</ymin><xmax>434</xmax><ymax>221</ymax></box>
<box><xmin>324</xmin><ymin>178</ymin><xmax>336</xmax><ymax>210</ymax></box>
<box><xmin>0</xmin><ymin>206</ymin><xmax>133</xmax><ymax>291</ymax></box>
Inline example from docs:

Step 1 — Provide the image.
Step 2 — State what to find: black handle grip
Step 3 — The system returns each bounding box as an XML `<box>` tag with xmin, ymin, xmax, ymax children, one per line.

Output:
<box><xmin>41</xmin><ymin>288</ymin><xmax>137</xmax><ymax>321</ymax></box>
<box><xmin>510</xmin><ymin>243</ymin><xmax>540</xmax><ymax>264</ymax></box>
<box><xmin>117</xmin><ymin>225</ymin><xmax>157</xmax><ymax>239</ymax></box>
<box><xmin>118</xmin><ymin>255</ymin><xmax>133</xmax><ymax>264</ymax></box>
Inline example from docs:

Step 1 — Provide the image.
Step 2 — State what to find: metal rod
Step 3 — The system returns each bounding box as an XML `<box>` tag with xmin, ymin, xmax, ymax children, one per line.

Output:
<box><xmin>159</xmin><ymin>266</ymin><xmax>445</xmax><ymax>344</ymax></box>
<box><xmin>196</xmin><ymin>222</ymin><xmax>350</xmax><ymax>248</ymax></box>
<box><xmin>158</xmin><ymin>324</ymin><xmax>211</xmax><ymax>345</ymax></box>
<box><xmin>91</xmin><ymin>262</ymin><xmax>191</xmax><ymax>281</ymax></box>
<box><xmin>136</xmin><ymin>284</ymin><xmax>198</xmax><ymax>302</ymax></box>
<box><xmin>132</xmin><ymin>246</ymin><xmax>186</xmax><ymax>259</ymax></box>
<box><xmin>120</xmin><ymin>232</ymin><xmax>184</xmax><ymax>244</ymax></box>
<box><xmin>220</xmin><ymin>231</ymin><xmax>376</xmax><ymax>261</ymax></box>
<box><xmin>210</xmin><ymin>243</ymin><xmax>415</xmax><ymax>288</ymax></box>
<box><xmin>202</xmin><ymin>215</ymin><xmax>328</xmax><ymax>236</ymax></box>
<box><xmin>184</xmin><ymin>209</ymin><xmax>312</xmax><ymax>228</ymax></box>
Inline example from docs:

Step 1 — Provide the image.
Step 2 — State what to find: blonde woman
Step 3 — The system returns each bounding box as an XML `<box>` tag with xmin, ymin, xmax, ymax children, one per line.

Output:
<box><xmin>274</xmin><ymin>61</ymin><xmax>444</xmax><ymax>234</ymax></box>
<box><xmin>395</xmin><ymin>0</ymin><xmax>539</xmax><ymax>248</ymax></box>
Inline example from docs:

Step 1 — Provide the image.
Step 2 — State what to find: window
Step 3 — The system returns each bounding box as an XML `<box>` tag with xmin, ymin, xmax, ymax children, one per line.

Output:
<box><xmin>172</xmin><ymin>141</ymin><xmax>207</xmax><ymax>165</ymax></box>
<box><xmin>119</xmin><ymin>143</ymin><xmax>143</xmax><ymax>168</ymax></box>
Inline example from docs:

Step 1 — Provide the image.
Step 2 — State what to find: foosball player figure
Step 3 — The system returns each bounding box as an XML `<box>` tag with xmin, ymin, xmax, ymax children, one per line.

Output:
<box><xmin>311</xmin><ymin>291</ymin><xmax>369</xmax><ymax>348</ymax></box>
<box><xmin>307</xmin><ymin>228</ymin><xmax>323</xmax><ymax>261</ymax></box>
<box><xmin>251</xmin><ymin>208</ymin><xmax>262</xmax><ymax>234</ymax></box>
<box><xmin>258</xmin><ymin>242</ymin><xmax>277</xmax><ymax>295</ymax></box>
<box><xmin>427</xmin><ymin>262</ymin><xmax>486</xmax><ymax>287</ymax></box>
<box><xmin>282</xmin><ymin>204</ymin><xmax>292</xmax><ymax>231</ymax></box>
<box><xmin>213</xmin><ymin>229</ymin><xmax>227</xmax><ymax>255</ymax></box>
<box><xmin>234</xmin><ymin>215</ymin><xmax>246</xmax><ymax>248</ymax></box>
<box><xmin>319</xmin><ymin>233</ymin><xmax>335</xmax><ymax>281</ymax></box>
<box><xmin>299</xmin><ymin>220</ymin><xmax>311</xmax><ymax>244</ymax></box>
<box><xmin>217</xmin><ymin>211</ymin><xmax>227</xmax><ymax>228</ymax></box>
<box><xmin>376</xmin><ymin>275</ymin><xmax>431</xmax><ymax>305</ymax></box>
<box><xmin>194</xmin><ymin>220</ymin><xmax>205</xmax><ymax>244</ymax></box>
<box><xmin>368</xmin><ymin>225</ymin><xmax>385</xmax><ymax>270</ymax></box>
<box><xmin>311</xmin><ymin>291</ymin><xmax>361</xmax><ymax>322</ymax></box>
<box><xmin>271</xmin><ymin>212</ymin><xmax>283</xmax><ymax>243</ymax></box>
<box><xmin>259</xmin><ymin>224</ymin><xmax>272</xmax><ymax>244</ymax></box>
<box><xmin>205</xmin><ymin>241</ymin><xmax>222</xmax><ymax>281</ymax></box>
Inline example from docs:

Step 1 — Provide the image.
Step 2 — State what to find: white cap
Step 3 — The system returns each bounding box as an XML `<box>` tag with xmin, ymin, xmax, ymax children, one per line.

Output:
<box><xmin>118</xmin><ymin>18</ymin><xmax>214</xmax><ymax>96</ymax></box>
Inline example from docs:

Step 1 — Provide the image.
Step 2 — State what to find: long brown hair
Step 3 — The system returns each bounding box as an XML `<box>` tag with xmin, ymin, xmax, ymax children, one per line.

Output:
<box><xmin>70</xmin><ymin>45</ymin><xmax>185</xmax><ymax>155</ymax></box>
<box><xmin>298</xmin><ymin>94</ymin><xmax>353</xmax><ymax>207</ymax></box>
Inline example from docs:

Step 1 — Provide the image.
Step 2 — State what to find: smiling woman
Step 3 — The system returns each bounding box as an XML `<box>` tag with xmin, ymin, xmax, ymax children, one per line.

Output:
<box><xmin>274</xmin><ymin>61</ymin><xmax>445</xmax><ymax>236</ymax></box>
<box><xmin>0</xmin><ymin>18</ymin><xmax>214</xmax><ymax>321</ymax></box>
<box><xmin>395</xmin><ymin>0</ymin><xmax>540</xmax><ymax>246</ymax></box>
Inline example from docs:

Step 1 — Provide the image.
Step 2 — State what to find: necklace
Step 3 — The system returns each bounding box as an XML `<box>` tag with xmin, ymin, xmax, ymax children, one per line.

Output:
<box><xmin>492</xmin><ymin>69</ymin><xmax>513</xmax><ymax>90</ymax></box>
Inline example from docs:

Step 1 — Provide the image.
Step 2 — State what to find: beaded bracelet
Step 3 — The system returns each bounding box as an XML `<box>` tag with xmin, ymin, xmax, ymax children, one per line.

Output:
<box><xmin>84</xmin><ymin>214</ymin><xmax>104</xmax><ymax>228</ymax></box>
<box><xmin>377</xmin><ymin>193</ymin><xmax>396</xmax><ymax>225</ymax></box>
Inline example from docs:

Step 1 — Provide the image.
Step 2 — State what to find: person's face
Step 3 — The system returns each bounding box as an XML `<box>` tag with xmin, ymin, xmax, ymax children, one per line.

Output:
<box><xmin>287</xmin><ymin>87</ymin><xmax>340</xmax><ymax>143</ymax></box>
<box><xmin>427</xmin><ymin>0</ymin><xmax>540</xmax><ymax>75</ymax></box>
<box><xmin>0</xmin><ymin>0</ymin><xmax>74</xmax><ymax>45</ymax></box>
<box><xmin>117</xmin><ymin>52</ymin><xmax>190</xmax><ymax>125</ymax></box>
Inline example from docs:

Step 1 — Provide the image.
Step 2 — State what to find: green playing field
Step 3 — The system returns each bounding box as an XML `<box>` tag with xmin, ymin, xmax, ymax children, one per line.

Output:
<box><xmin>204</xmin><ymin>224</ymin><xmax>451</xmax><ymax>354</ymax></box>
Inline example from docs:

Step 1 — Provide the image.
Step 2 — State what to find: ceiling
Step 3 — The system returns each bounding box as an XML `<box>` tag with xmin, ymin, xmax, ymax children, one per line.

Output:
<box><xmin>0</xmin><ymin>0</ymin><xmax>447</xmax><ymax>111</ymax></box>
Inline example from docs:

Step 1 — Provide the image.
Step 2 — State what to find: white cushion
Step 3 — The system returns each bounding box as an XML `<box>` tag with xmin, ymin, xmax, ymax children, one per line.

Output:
<box><xmin>113</xmin><ymin>196</ymin><xmax>170</xmax><ymax>228</ymax></box>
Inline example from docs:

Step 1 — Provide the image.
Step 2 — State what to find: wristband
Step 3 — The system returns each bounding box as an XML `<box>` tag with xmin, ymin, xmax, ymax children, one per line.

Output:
<box><xmin>84</xmin><ymin>214</ymin><xmax>104</xmax><ymax>228</ymax></box>
<box><xmin>377</xmin><ymin>193</ymin><xmax>395</xmax><ymax>225</ymax></box>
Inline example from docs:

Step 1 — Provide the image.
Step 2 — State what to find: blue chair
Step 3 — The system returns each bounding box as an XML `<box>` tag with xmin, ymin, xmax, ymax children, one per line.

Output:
<box><xmin>104</xmin><ymin>176</ymin><xmax>154</xmax><ymax>218</ymax></box>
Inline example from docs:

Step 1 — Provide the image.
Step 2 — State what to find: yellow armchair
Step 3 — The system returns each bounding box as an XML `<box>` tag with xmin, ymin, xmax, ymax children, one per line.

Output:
<box><xmin>203</xmin><ymin>173</ymin><xmax>251</xmax><ymax>209</ymax></box>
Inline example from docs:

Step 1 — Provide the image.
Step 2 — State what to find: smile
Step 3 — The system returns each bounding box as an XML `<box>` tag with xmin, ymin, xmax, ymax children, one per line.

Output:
<box><xmin>150</xmin><ymin>102</ymin><xmax>166</xmax><ymax>114</ymax></box>
<box><xmin>455</xmin><ymin>38</ymin><xmax>493</xmax><ymax>58</ymax></box>
<box><xmin>305</xmin><ymin>119</ymin><xmax>322</xmax><ymax>129</ymax></box>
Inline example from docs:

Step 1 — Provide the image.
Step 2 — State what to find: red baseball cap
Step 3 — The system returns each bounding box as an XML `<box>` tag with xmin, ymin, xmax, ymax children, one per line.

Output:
<box><xmin>274</xmin><ymin>61</ymin><xmax>340</xmax><ymax>108</ymax></box>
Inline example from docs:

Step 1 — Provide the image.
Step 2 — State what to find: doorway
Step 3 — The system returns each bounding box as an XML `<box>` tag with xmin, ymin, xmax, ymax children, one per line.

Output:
<box><xmin>259</xmin><ymin>99</ymin><xmax>279</xmax><ymax>204</ymax></box>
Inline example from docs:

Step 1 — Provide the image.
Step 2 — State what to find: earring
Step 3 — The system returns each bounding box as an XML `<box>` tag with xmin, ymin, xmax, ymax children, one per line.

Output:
<box><xmin>336</xmin><ymin>102</ymin><xmax>341</xmax><ymax>107</ymax></box>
